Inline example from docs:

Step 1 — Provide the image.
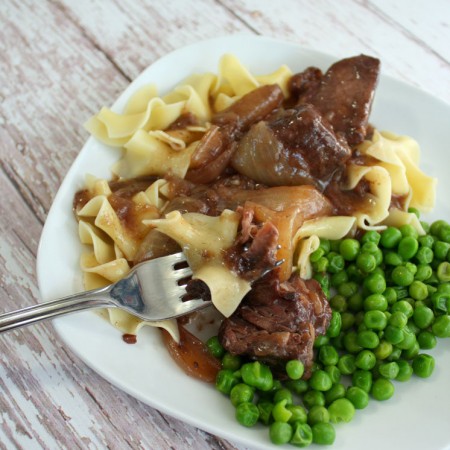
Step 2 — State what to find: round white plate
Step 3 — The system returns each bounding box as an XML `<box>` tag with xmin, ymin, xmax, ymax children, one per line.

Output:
<box><xmin>37</xmin><ymin>35</ymin><xmax>450</xmax><ymax>450</ymax></box>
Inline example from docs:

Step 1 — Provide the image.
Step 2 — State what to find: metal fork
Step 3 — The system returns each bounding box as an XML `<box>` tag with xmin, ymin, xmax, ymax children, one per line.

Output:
<box><xmin>0</xmin><ymin>252</ymin><xmax>208</xmax><ymax>333</ymax></box>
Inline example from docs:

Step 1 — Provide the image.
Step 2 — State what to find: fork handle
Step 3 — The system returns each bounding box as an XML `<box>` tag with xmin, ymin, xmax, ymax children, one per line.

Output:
<box><xmin>0</xmin><ymin>288</ymin><xmax>114</xmax><ymax>333</ymax></box>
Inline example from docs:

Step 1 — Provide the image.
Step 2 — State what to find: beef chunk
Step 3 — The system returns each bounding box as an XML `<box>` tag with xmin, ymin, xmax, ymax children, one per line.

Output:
<box><xmin>219</xmin><ymin>273</ymin><xmax>331</xmax><ymax>377</ymax></box>
<box><xmin>231</xmin><ymin>104</ymin><xmax>351</xmax><ymax>189</ymax></box>
<box><xmin>299</xmin><ymin>55</ymin><xmax>380</xmax><ymax>145</ymax></box>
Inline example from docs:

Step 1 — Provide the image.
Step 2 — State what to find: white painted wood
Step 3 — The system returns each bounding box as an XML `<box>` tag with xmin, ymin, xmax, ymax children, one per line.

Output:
<box><xmin>0</xmin><ymin>0</ymin><xmax>448</xmax><ymax>448</ymax></box>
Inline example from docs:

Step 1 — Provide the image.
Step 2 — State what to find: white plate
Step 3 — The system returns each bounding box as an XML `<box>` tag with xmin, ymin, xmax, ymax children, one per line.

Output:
<box><xmin>37</xmin><ymin>35</ymin><xmax>450</xmax><ymax>450</ymax></box>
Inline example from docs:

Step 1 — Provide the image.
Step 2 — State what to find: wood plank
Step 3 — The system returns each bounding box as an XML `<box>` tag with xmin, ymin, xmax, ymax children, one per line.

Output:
<box><xmin>57</xmin><ymin>0</ymin><xmax>251</xmax><ymax>80</ymax></box>
<box><xmin>219</xmin><ymin>0</ymin><xmax>450</xmax><ymax>103</ymax></box>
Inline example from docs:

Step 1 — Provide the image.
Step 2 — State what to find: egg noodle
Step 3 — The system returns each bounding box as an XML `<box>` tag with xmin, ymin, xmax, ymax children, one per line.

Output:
<box><xmin>76</xmin><ymin>55</ymin><xmax>436</xmax><ymax>341</ymax></box>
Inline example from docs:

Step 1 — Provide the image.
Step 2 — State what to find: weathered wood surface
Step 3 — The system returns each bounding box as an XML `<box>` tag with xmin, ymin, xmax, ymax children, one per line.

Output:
<box><xmin>1</xmin><ymin>1</ymin><xmax>449</xmax><ymax>449</ymax></box>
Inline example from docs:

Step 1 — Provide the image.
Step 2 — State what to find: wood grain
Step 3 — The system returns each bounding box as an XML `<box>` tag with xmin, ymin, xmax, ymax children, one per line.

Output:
<box><xmin>1</xmin><ymin>0</ymin><xmax>449</xmax><ymax>449</ymax></box>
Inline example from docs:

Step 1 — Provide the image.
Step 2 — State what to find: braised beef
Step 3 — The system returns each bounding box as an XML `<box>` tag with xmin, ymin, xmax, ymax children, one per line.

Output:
<box><xmin>297</xmin><ymin>55</ymin><xmax>380</xmax><ymax>145</ymax></box>
<box><xmin>219</xmin><ymin>273</ymin><xmax>331</xmax><ymax>377</ymax></box>
<box><xmin>231</xmin><ymin>104</ymin><xmax>351</xmax><ymax>189</ymax></box>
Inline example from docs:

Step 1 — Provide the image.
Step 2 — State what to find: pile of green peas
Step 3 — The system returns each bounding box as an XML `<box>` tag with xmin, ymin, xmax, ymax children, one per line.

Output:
<box><xmin>207</xmin><ymin>215</ymin><xmax>450</xmax><ymax>447</ymax></box>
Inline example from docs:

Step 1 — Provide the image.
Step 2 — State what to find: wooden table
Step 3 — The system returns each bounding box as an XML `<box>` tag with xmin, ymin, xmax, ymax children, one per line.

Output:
<box><xmin>1</xmin><ymin>1</ymin><xmax>449</xmax><ymax>449</ymax></box>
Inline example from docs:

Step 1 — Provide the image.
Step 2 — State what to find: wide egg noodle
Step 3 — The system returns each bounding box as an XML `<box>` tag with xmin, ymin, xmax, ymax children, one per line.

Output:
<box><xmin>112</xmin><ymin>130</ymin><xmax>197</xmax><ymax>179</ymax></box>
<box><xmin>293</xmin><ymin>216</ymin><xmax>357</xmax><ymax>279</ymax></box>
<box><xmin>382</xmin><ymin>208</ymin><xmax>426</xmax><ymax>235</ymax></box>
<box><xmin>132</xmin><ymin>179</ymin><xmax>169</xmax><ymax>210</ymax></box>
<box><xmin>358</xmin><ymin>130</ymin><xmax>437</xmax><ymax>212</ymax></box>
<box><xmin>144</xmin><ymin>209</ymin><xmax>250</xmax><ymax>317</ymax></box>
<box><xmin>78</xmin><ymin>220</ymin><xmax>115</xmax><ymax>264</ymax></box>
<box><xmin>77</xmin><ymin>195</ymin><xmax>140</xmax><ymax>260</ymax></box>
<box><xmin>344</xmin><ymin>164</ymin><xmax>392</xmax><ymax>230</ymax></box>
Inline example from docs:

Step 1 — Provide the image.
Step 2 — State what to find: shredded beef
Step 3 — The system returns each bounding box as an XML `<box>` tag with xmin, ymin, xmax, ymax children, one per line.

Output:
<box><xmin>219</xmin><ymin>273</ymin><xmax>331</xmax><ymax>377</ymax></box>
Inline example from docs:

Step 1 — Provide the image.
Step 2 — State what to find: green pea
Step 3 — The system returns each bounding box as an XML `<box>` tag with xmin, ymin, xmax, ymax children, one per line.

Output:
<box><xmin>290</xmin><ymin>422</ymin><xmax>312</xmax><ymax>447</ymax></box>
<box><xmin>338</xmin><ymin>354</ymin><xmax>356</xmax><ymax>375</ymax></box>
<box><xmin>270</xmin><ymin>421</ymin><xmax>293</xmax><ymax>445</ymax></box>
<box><xmin>430</xmin><ymin>220</ymin><xmax>447</xmax><ymax>237</ymax></box>
<box><xmin>343</xmin><ymin>331</ymin><xmax>363</xmax><ymax>354</ymax></box>
<box><xmin>415</xmin><ymin>246</ymin><xmax>434</xmax><ymax>265</ymax></box>
<box><xmin>328</xmin><ymin>398</ymin><xmax>355</xmax><ymax>423</ymax></box>
<box><xmin>257</xmin><ymin>401</ymin><xmax>274</xmax><ymax>425</ymax></box>
<box><xmin>330</xmin><ymin>270</ymin><xmax>348</xmax><ymax>287</ymax></box>
<box><xmin>307</xmin><ymin>405</ymin><xmax>330</xmax><ymax>426</ymax></box>
<box><xmin>235</xmin><ymin>402</ymin><xmax>259</xmax><ymax>427</ymax></box>
<box><xmin>387</xmin><ymin>347</ymin><xmax>402</xmax><ymax>361</ymax></box>
<box><xmin>320</xmin><ymin>238</ymin><xmax>331</xmax><ymax>254</ymax></box>
<box><xmin>326</xmin><ymin>311</ymin><xmax>342</xmax><ymax>338</ymax></box>
<box><xmin>241</xmin><ymin>361</ymin><xmax>273</xmax><ymax>392</ymax></box>
<box><xmin>413</xmin><ymin>305</ymin><xmax>434</xmax><ymax>329</ymax></box>
<box><xmin>324</xmin><ymin>383</ymin><xmax>346</xmax><ymax>405</ymax></box>
<box><xmin>373</xmin><ymin>340</ymin><xmax>393</xmax><ymax>360</ymax></box>
<box><xmin>364</xmin><ymin>273</ymin><xmax>386</xmax><ymax>294</ymax></box>
<box><xmin>439</xmin><ymin>224</ymin><xmax>450</xmax><ymax>242</ymax></box>
<box><xmin>330</xmin><ymin>294</ymin><xmax>347</xmax><ymax>312</ymax></box>
<box><xmin>418</xmin><ymin>234</ymin><xmax>434</xmax><ymax>247</ymax></box>
<box><xmin>222</xmin><ymin>352</ymin><xmax>241</xmax><ymax>371</ymax></box>
<box><xmin>389</xmin><ymin>311</ymin><xmax>408</xmax><ymax>328</ymax></box>
<box><xmin>378</xmin><ymin>362</ymin><xmax>399</xmax><ymax>379</ymax></box>
<box><xmin>398</xmin><ymin>236</ymin><xmax>419</xmax><ymax>260</ymax></box>
<box><xmin>371</xmin><ymin>378</ymin><xmax>394</xmax><ymax>401</ymax></box>
<box><xmin>216</xmin><ymin>369</ymin><xmax>239</xmax><ymax>394</ymax></box>
<box><xmin>314</xmin><ymin>335</ymin><xmax>330</xmax><ymax>348</ymax></box>
<box><xmin>402</xmin><ymin>340</ymin><xmax>420</xmax><ymax>359</ymax></box>
<box><xmin>414</xmin><ymin>264</ymin><xmax>433</xmax><ymax>281</ymax></box>
<box><xmin>340</xmin><ymin>238</ymin><xmax>360</xmax><ymax>261</ymax></box>
<box><xmin>392</xmin><ymin>265</ymin><xmax>415</xmax><ymax>286</ymax></box>
<box><xmin>230</xmin><ymin>384</ymin><xmax>254</xmax><ymax>406</ymax></box>
<box><xmin>384</xmin><ymin>287</ymin><xmax>398</xmax><ymax>305</ymax></box>
<box><xmin>431</xmin><ymin>292</ymin><xmax>450</xmax><ymax>313</ymax></box>
<box><xmin>384</xmin><ymin>325</ymin><xmax>404</xmax><ymax>345</ymax></box>
<box><xmin>286</xmin><ymin>360</ymin><xmax>305</xmax><ymax>380</ymax></box>
<box><xmin>313</xmin><ymin>256</ymin><xmax>329</xmax><ymax>273</ymax></box>
<box><xmin>400</xmin><ymin>224</ymin><xmax>419</xmax><ymax>238</ymax></box>
<box><xmin>380</xmin><ymin>227</ymin><xmax>403</xmax><ymax>249</ymax></box>
<box><xmin>310</xmin><ymin>247</ymin><xmax>325</xmax><ymax>262</ymax></box>
<box><xmin>309</xmin><ymin>370</ymin><xmax>333</xmax><ymax>392</ymax></box>
<box><xmin>273</xmin><ymin>389</ymin><xmax>293</xmax><ymax>406</ymax></box>
<box><xmin>206</xmin><ymin>336</ymin><xmax>225</xmax><ymax>359</ymax></box>
<box><xmin>362</xmin><ymin>230</ymin><xmax>381</xmax><ymax>245</ymax></box>
<box><xmin>364</xmin><ymin>294</ymin><xmax>388</xmax><ymax>311</ymax></box>
<box><xmin>319</xmin><ymin>345</ymin><xmax>339</xmax><ymax>366</ymax></box>
<box><xmin>409</xmin><ymin>280</ymin><xmax>429</xmax><ymax>301</ymax></box>
<box><xmin>396</xmin><ymin>326</ymin><xmax>417</xmax><ymax>350</ymax></box>
<box><xmin>434</xmin><ymin>241</ymin><xmax>450</xmax><ymax>260</ymax></box>
<box><xmin>356</xmin><ymin>330</ymin><xmax>380</xmax><ymax>349</ymax></box>
<box><xmin>391</xmin><ymin>300</ymin><xmax>414</xmax><ymax>318</ymax></box>
<box><xmin>352</xmin><ymin>369</ymin><xmax>372</xmax><ymax>393</ymax></box>
<box><xmin>303</xmin><ymin>390</ymin><xmax>325</xmax><ymax>408</ymax></box>
<box><xmin>395</xmin><ymin>360</ymin><xmax>413</xmax><ymax>382</ymax></box>
<box><xmin>338</xmin><ymin>281</ymin><xmax>359</xmax><ymax>298</ymax></box>
<box><xmin>341</xmin><ymin>311</ymin><xmax>356</xmax><ymax>331</ymax></box>
<box><xmin>355</xmin><ymin>350</ymin><xmax>376</xmax><ymax>370</ymax></box>
<box><xmin>346</xmin><ymin>386</ymin><xmax>369</xmax><ymax>409</ymax></box>
<box><xmin>437</xmin><ymin>262</ymin><xmax>450</xmax><ymax>282</ymax></box>
<box><xmin>284</xmin><ymin>379</ymin><xmax>309</xmax><ymax>396</ymax></box>
<box><xmin>432</xmin><ymin>315</ymin><xmax>450</xmax><ymax>337</ymax></box>
<box><xmin>327</xmin><ymin>252</ymin><xmax>345</xmax><ymax>273</ymax></box>
<box><xmin>385</xmin><ymin>251</ymin><xmax>403</xmax><ymax>266</ymax></box>
<box><xmin>324</xmin><ymin>365</ymin><xmax>341</xmax><ymax>385</ymax></box>
<box><xmin>412</xmin><ymin>354</ymin><xmax>435</xmax><ymax>378</ymax></box>
<box><xmin>364</xmin><ymin>310</ymin><xmax>388</xmax><ymax>330</ymax></box>
<box><xmin>417</xmin><ymin>330</ymin><xmax>437</xmax><ymax>349</ymax></box>
<box><xmin>312</xmin><ymin>422</ymin><xmax>336</xmax><ymax>445</ymax></box>
<box><xmin>272</xmin><ymin>399</ymin><xmax>293</xmax><ymax>423</ymax></box>
<box><xmin>357</xmin><ymin>252</ymin><xmax>377</xmax><ymax>273</ymax></box>
<box><xmin>287</xmin><ymin>405</ymin><xmax>307</xmax><ymax>424</ymax></box>
<box><xmin>348</xmin><ymin>292</ymin><xmax>364</xmax><ymax>311</ymax></box>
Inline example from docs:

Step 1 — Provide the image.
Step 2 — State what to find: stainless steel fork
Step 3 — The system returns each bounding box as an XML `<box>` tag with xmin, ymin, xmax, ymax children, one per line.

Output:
<box><xmin>0</xmin><ymin>252</ymin><xmax>209</xmax><ymax>333</ymax></box>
